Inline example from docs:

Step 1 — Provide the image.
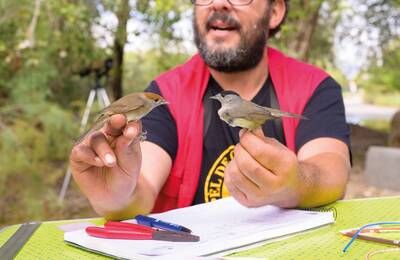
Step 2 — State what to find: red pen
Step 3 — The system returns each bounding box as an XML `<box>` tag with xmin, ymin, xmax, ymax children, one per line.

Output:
<box><xmin>85</xmin><ymin>221</ymin><xmax>199</xmax><ymax>242</ymax></box>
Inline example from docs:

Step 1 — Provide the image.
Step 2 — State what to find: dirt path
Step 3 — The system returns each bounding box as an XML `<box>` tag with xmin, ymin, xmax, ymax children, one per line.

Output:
<box><xmin>345</xmin><ymin>124</ymin><xmax>400</xmax><ymax>199</ymax></box>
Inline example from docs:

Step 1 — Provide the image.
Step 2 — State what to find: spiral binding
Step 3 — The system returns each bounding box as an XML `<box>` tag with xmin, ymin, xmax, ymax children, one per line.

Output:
<box><xmin>302</xmin><ymin>206</ymin><xmax>338</xmax><ymax>220</ymax></box>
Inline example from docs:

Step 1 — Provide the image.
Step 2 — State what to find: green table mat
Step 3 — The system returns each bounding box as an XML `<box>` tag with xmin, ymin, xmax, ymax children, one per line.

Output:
<box><xmin>1</xmin><ymin>197</ymin><xmax>399</xmax><ymax>259</ymax></box>
<box><xmin>233</xmin><ymin>196</ymin><xmax>400</xmax><ymax>260</ymax></box>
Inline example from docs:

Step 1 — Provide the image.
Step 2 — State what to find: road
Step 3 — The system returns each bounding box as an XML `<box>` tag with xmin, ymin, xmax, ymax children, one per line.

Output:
<box><xmin>344</xmin><ymin>95</ymin><xmax>398</xmax><ymax>123</ymax></box>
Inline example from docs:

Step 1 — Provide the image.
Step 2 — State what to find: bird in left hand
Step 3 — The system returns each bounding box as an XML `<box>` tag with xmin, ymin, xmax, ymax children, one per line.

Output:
<box><xmin>210</xmin><ymin>90</ymin><xmax>307</xmax><ymax>131</ymax></box>
<box><xmin>76</xmin><ymin>92</ymin><xmax>168</xmax><ymax>144</ymax></box>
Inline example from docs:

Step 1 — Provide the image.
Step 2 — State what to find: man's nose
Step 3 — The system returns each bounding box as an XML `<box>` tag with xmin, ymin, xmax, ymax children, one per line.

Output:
<box><xmin>210</xmin><ymin>0</ymin><xmax>233</xmax><ymax>11</ymax></box>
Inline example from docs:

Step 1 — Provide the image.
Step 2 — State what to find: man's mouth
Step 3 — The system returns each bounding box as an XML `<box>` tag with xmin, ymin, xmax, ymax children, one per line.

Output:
<box><xmin>206</xmin><ymin>12</ymin><xmax>241</xmax><ymax>33</ymax></box>
<box><xmin>208</xmin><ymin>21</ymin><xmax>236</xmax><ymax>31</ymax></box>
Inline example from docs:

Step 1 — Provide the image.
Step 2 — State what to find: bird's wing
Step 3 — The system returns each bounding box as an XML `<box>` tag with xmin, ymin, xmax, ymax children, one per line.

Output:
<box><xmin>227</xmin><ymin>100</ymin><xmax>270</xmax><ymax>121</ymax></box>
<box><xmin>112</xmin><ymin>95</ymin><xmax>145</xmax><ymax>113</ymax></box>
<box><xmin>263</xmin><ymin>107</ymin><xmax>307</xmax><ymax>119</ymax></box>
<box><xmin>100</xmin><ymin>94</ymin><xmax>146</xmax><ymax>115</ymax></box>
<box><xmin>75</xmin><ymin>114</ymin><xmax>108</xmax><ymax>144</ymax></box>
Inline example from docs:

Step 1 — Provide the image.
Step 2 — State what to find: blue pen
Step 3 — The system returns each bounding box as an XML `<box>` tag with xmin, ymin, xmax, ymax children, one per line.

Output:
<box><xmin>135</xmin><ymin>215</ymin><xmax>192</xmax><ymax>233</ymax></box>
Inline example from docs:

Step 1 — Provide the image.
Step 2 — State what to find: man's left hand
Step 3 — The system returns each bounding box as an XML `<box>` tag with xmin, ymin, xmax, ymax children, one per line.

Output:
<box><xmin>225</xmin><ymin>128</ymin><xmax>303</xmax><ymax>208</ymax></box>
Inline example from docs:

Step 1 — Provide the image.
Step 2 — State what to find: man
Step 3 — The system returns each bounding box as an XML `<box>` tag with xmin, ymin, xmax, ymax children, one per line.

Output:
<box><xmin>70</xmin><ymin>0</ymin><xmax>351</xmax><ymax>219</ymax></box>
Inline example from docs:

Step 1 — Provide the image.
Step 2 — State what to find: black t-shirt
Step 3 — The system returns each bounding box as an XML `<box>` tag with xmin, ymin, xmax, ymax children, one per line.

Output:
<box><xmin>142</xmin><ymin>76</ymin><xmax>351</xmax><ymax>205</ymax></box>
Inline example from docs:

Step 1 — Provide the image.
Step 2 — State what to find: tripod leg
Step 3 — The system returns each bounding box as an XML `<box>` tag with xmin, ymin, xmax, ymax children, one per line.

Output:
<box><xmin>58</xmin><ymin>167</ymin><xmax>72</xmax><ymax>204</ymax></box>
<box><xmin>58</xmin><ymin>89</ymin><xmax>96</xmax><ymax>203</ymax></box>
<box><xmin>79</xmin><ymin>89</ymin><xmax>97</xmax><ymax>134</ymax></box>
<box><xmin>97</xmin><ymin>88</ymin><xmax>111</xmax><ymax>107</ymax></box>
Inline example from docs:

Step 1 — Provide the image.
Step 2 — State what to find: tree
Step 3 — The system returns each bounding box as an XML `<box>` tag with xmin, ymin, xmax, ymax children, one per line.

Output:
<box><xmin>110</xmin><ymin>0</ymin><xmax>130</xmax><ymax>99</ymax></box>
<box><xmin>96</xmin><ymin>0</ymin><xmax>190</xmax><ymax>98</ymax></box>
<box><xmin>271</xmin><ymin>0</ymin><xmax>345</xmax><ymax>65</ymax></box>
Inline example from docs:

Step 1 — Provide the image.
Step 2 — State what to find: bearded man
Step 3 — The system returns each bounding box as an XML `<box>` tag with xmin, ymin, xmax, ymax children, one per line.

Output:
<box><xmin>70</xmin><ymin>0</ymin><xmax>351</xmax><ymax>219</ymax></box>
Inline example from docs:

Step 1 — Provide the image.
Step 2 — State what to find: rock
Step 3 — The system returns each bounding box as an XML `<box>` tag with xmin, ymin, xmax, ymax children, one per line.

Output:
<box><xmin>365</xmin><ymin>146</ymin><xmax>400</xmax><ymax>191</ymax></box>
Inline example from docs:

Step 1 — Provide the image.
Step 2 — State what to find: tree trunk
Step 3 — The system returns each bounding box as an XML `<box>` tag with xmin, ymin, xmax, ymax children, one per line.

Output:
<box><xmin>287</xmin><ymin>1</ymin><xmax>323</xmax><ymax>62</ymax></box>
<box><xmin>109</xmin><ymin>0</ymin><xmax>130</xmax><ymax>99</ymax></box>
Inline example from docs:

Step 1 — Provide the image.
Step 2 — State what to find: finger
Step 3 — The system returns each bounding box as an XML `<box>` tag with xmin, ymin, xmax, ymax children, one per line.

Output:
<box><xmin>225</xmin><ymin>159</ymin><xmax>258</xmax><ymax>205</ymax></box>
<box><xmin>102</xmin><ymin>114</ymin><xmax>127</xmax><ymax>137</ymax></box>
<box><xmin>71</xmin><ymin>144</ymin><xmax>104</xmax><ymax>168</ymax></box>
<box><xmin>239</xmin><ymin>130</ymin><xmax>286</xmax><ymax>172</ymax></box>
<box><xmin>251</xmin><ymin>127</ymin><xmax>265</xmax><ymax>139</ymax></box>
<box><xmin>224</xmin><ymin>167</ymin><xmax>249</xmax><ymax>207</ymax></box>
<box><xmin>234</xmin><ymin>144</ymin><xmax>278</xmax><ymax>187</ymax></box>
<box><xmin>89</xmin><ymin>132</ymin><xmax>117</xmax><ymax>167</ymax></box>
<box><xmin>115</xmin><ymin>121</ymin><xmax>142</xmax><ymax>148</ymax></box>
<box><xmin>113</xmin><ymin>121</ymin><xmax>143</xmax><ymax>175</ymax></box>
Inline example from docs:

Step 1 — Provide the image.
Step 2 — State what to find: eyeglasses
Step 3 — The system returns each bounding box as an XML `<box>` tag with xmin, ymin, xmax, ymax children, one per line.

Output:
<box><xmin>191</xmin><ymin>0</ymin><xmax>254</xmax><ymax>6</ymax></box>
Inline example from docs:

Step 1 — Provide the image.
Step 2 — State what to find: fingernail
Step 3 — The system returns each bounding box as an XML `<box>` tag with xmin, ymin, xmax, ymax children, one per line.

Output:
<box><xmin>126</xmin><ymin>127</ymin><xmax>135</xmax><ymax>136</ymax></box>
<box><xmin>94</xmin><ymin>157</ymin><xmax>102</xmax><ymax>163</ymax></box>
<box><xmin>105</xmin><ymin>154</ymin><xmax>115</xmax><ymax>164</ymax></box>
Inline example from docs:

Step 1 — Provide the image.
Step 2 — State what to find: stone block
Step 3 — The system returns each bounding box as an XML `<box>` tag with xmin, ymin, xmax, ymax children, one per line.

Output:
<box><xmin>365</xmin><ymin>146</ymin><xmax>400</xmax><ymax>191</ymax></box>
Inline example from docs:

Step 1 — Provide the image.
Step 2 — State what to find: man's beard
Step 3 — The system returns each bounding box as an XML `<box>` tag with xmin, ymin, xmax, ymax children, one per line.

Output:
<box><xmin>193</xmin><ymin>11</ymin><xmax>270</xmax><ymax>73</ymax></box>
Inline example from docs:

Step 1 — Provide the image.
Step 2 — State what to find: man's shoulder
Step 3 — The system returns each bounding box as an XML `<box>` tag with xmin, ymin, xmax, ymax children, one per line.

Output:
<box><xmin>269</xmin><ymin>48</ymin><xmax>328</xmax><ymax>75</ymax></box>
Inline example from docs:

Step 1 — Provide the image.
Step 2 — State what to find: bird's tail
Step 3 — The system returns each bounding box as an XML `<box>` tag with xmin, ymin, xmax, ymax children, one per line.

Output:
<box><xmin>74</xmin><ymin>115</ymin><xmax>108</xmax><ymax>145</ymax></box>
<box><xmin>269</xmin><ymin>108</ymin><xmax>308</xmax><ymax>120</ymax></box>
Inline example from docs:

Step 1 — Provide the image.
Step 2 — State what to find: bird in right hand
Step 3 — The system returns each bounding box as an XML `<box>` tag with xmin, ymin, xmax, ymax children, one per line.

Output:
<box><xmin>210</xmin><ymin>90</ymin><xmax>307</xmax><ymax>131</ymax></box>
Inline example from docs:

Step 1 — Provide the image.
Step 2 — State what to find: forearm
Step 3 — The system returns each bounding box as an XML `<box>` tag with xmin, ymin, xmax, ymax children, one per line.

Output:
<box><xmin>91</xmin><ymin>174</ymin><xmax>158</xmax><ymax>220</ymax></box>
<box><xmin>296</xmin><ymin>152</ymin><xmax>350</xmax><ymax>208</ymax></box>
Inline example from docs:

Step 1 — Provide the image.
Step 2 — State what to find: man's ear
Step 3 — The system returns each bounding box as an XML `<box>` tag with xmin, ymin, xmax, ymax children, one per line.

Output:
<box><xmin>269</xmin><ymin>0</ymin><xmax>286</xmax><ymax>31</ymax></box>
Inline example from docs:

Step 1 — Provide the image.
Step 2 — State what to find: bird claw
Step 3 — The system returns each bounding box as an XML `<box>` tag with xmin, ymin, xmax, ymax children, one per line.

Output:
<box><xmin>140</xmin><ymin>130</ymin><xmax>147</xmax><ymax>142</ymax></box>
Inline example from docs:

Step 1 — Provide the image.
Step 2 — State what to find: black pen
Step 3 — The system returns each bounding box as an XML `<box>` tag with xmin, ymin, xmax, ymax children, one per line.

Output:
<box><xmin>135</xmin><ymin>215</ymin><xmax>192</xmax><ymax>233</ymax></box>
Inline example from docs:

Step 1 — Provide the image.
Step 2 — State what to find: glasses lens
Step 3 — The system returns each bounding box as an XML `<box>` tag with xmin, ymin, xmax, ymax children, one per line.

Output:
<box><xmin>229</xmin><ymin>0</ymin><xmax>252</xmax><ymax>5</ymax></box>
<box><xmin>193</xmin><ymin>0</ymin><xmax>213</xmax><ymax>5</ymax></box>
<box><xmin>192</xmin><ymin>0</ymin><xmax>252</xmax><ymax>6</ymax></box>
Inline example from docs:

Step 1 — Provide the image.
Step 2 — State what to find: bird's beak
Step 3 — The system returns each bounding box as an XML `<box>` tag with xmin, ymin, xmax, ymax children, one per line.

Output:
<box><xmin>210</xmin><ymin>94</ymin><xmax>222</xmax><ymax>101</ymax></box>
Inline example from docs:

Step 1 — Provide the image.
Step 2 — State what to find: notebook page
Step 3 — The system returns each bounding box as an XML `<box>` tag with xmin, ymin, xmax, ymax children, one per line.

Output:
<box><xmin>64</xmin><ymin>197</ymin><xmax>334</xmax><ymax>259</ymax></box>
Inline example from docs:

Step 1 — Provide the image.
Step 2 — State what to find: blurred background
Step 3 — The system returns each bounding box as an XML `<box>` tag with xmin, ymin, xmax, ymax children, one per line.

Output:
<box><xmin>0</xmin><ymin>0</ymin><xmax>399</xmax><ymax>226</ymax></box>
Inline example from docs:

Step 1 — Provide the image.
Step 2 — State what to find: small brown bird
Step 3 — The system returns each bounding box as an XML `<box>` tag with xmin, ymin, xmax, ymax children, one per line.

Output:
<box><xmin>211</xmin><ymin>90</ymin><xmax>307</xmax><ymax>131</ymax></box>
<box><xmin>76</xmin><ymin>92</ymin><xmax>168</xmax><ymax>143</ymax></box>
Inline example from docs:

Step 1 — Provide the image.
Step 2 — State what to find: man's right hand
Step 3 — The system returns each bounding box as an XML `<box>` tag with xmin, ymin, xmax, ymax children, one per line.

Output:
<box><xmin>70</xmin><ymin>114</ymin><xmax>143</xmax><ymax>213</ymax></box>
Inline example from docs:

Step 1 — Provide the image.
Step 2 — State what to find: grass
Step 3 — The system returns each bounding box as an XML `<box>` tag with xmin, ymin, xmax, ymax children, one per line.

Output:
<box><xmin>364</xmin><ymin>92</ymin><xmax>400</xmax><ymax>108</ymax></box>
<box><xmin>361</xmin><ymin>119</ymin><xmax>391</xmax><ymax>133</ymax></box>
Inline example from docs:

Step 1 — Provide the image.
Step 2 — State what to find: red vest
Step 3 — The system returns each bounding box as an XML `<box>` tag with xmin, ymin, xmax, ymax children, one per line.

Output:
<box><xmin>153</xmin><ymin>48</ymin><xmax>328</xmax><ymax>213</ymax></box>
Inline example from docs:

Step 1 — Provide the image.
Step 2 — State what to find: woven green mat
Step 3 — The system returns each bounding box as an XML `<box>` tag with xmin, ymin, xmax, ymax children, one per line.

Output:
<box><xmin>232</xmin><ymin>196</ymin><xmax>400</xmax><ymax>260</ymax></box>
<box><xmin>0</xmin><ymin>219</ymin><xmax>108</xmax><ymax>259</ymax></box>
<box><xmin>1</xmin><ymin>197</ymin><xmax>399</xmax><ymax>259</ymax></box>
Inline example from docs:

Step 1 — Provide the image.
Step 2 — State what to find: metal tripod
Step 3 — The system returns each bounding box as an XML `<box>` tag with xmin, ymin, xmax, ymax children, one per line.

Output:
<box><xmin>58</xmin><ymin>80</ymin><xmax>111</xmax><ymax>203</ymax></box>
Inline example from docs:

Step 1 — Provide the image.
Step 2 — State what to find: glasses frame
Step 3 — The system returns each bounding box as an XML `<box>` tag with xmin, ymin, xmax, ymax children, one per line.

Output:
<box><xmin>191</xmin><ymin>0</ymin><xmax>254</xmax><ymax>6</ymax></box>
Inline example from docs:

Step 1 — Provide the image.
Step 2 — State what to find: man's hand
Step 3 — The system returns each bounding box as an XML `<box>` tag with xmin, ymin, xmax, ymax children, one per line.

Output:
<box><xmin>225</xmin><ymin>128</ymin><xmax>350</xmax><ymax>208</ymax></box>
<box><xmin>70</xmin><ymin>114</ymin><xmax>143</xmax><ymax>215</ymax></box>
<box><xmin>225</xmin><ymin>128</ymin><xmax>302</xmax><ymax>208</ymax></box>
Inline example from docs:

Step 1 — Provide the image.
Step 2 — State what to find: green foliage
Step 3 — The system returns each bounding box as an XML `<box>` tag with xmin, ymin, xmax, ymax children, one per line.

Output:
<box><xmin>0</xmin><ymin>0</ymin><xmax>100</xmax><ymax>225</ymax></box>
<box><xmin>360</xmin><ymin>39</ymin><xmax>400</xmax><ymax>106</ymax></box>
<box><xmin>366</xmin><ymin>40</ymin><xmax>400</xmax><ymax>92</ymax></box>
<box><xmin>0</xmin><ymin>103</ymin><xmax>78</xmax><ymax>224</ymax></box>
<box><xmin>271</xmin><ymin>0</ymin><xmax>345</xmax><ymax>66</ymax></box>
<box><xmin>0</xmin><ymin>0</ymin><xmax>191</xmax><ymax>225</ymax></box>
<box><xmin>124</xmin><ymin>49</ymin><xmax>190</xmax><ymax>92</ymax></box>
<box><xmin>362</xmin><ymin>119</ymin><xmax>391</xmax><ymax>133</ymax></box>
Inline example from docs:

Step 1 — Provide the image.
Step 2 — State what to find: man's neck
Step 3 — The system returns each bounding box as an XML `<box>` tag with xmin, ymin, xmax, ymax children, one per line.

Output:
<box><xmin>209</xmin><ymin>51</ymin><xmax>269</xmax><ymax>101</ymax></box>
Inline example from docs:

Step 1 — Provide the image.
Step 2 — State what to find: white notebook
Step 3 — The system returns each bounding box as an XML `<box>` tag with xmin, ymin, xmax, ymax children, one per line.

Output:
<box><xmin>64</xmin><ymin>197</ymin><xmax>334</xmax><ymax>259</ymax></box>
